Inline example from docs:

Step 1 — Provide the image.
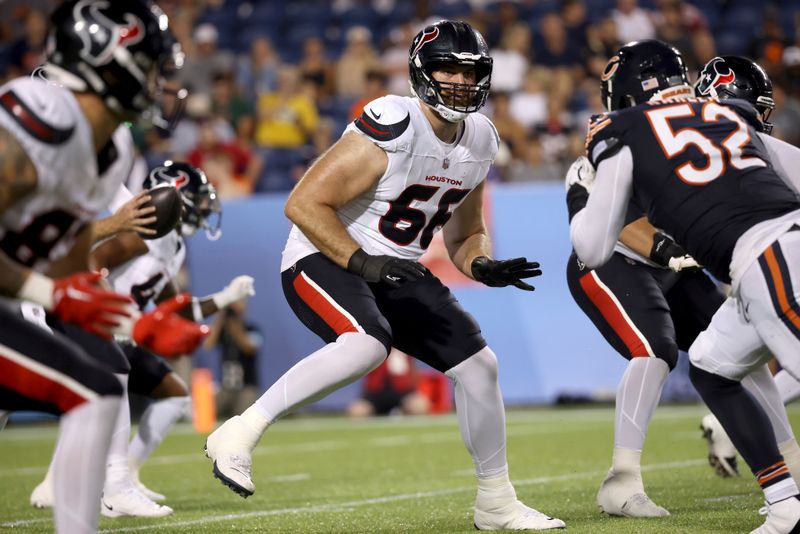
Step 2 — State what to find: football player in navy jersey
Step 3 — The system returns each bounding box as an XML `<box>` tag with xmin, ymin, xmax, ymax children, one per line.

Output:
<box><xmin>0</xmin><ymin>1</ymin><xmax>206</xmax><ymax>532</ymax></box>
<box><xmin>566</xmin><ymin>50</ymin><xmax>800</xmax><ymax>519</ymax></box>
<box><xmin>569</xmin><ymin>39</ymin><xmax>800</xmax><ymax>532</ymax></box>
<box><xmin>205</xmin><ymin>20</ymin><xmax>562</xmax><ymax>530</ymax></box>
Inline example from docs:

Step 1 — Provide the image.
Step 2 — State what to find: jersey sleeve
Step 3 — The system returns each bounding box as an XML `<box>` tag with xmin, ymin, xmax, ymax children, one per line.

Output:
<box><xmin>584</xmin><ymin>112</ymin><xmax>629</xmax><ymax>169</ymax></box>
<box><xmin>345</xmin><ymin>95</ymin><xmax>412</xmax><ymax>153</ymax></box>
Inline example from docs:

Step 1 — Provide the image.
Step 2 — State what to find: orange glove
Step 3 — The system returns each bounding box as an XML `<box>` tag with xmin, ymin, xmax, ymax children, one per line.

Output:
<box><xmin>133</xmin><ymin>293</ymin><xmax>209</xmax><ymax>357</ymax></box>
<box><xmin>52</xmin><ymin>271</ymin><xmax>133</xmax><ymax>340</ymax></box>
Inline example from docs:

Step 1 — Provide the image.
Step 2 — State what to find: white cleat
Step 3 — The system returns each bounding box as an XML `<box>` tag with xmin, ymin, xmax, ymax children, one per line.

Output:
<box><xmin>100</xmin><ymin>486</ymin><xmax>173</xmax><ymax>518</ymax></box>
<box><xmin>204</xmin><ymin>415</ymin><xmax>260</xmax><ymax>498</ymax></box>
<box><xmin>474</xmin><ymin>499</ymin><xmax>566</xmax><ymax>530</ymax></box>
<box><xmin>474</xmin><ymin>482</ymin><xmax>565</xmax><ymax>531</ymax></box>
<box><xmin>752</xmin><ymin>497</ymin><xmax>800</xmax><ymax>534</ymax></box>
<box><xmin>30</xmin><ymin>478</ymin><xmax>53</xmax><ymax>509</ymax></box>
<box><xmin>701</xmin><ymin>413</ymin><xmax>740</xmax><ymax>477</ymax></box>
<box><xmin>596</xmin><ymin>470</ymin><xmax>670</xmax><ymax>518</ymax></box>
<box><xmin>131</xmin><ymin>468</ymin><xmax>166</xmax><ymax>502</ymax></box>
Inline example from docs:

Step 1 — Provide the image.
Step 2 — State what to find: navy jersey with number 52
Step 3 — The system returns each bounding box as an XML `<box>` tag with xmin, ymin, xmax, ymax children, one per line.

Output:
<box><xmin>586</xmin><ymin>97</ymin><xmax>800</xmax><ymax>282</ymax></box>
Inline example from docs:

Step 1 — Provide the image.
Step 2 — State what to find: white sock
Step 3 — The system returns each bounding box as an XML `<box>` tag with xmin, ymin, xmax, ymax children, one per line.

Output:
<box><xmin>446</xmin><ymin>347</ymin><xmax>509</xmax><ymax>479</ymax></box>
<box><xmin>774</xmin><ymin>369</ymin><xmax>800</xmax><ymax>405</ymax></box>
<box><xmin>129</xmin><ymin>396</ymin><xmax>190</xmax><ymax>471</ymax></box>
<box><xmin>743</xmin><ymin>365</ymin><xmax>796</xmax><ymax>444</ymax></box>
<box><xmin>104</xmin><ymin>374</ymin><xmax>132</xmax><ymax>495</ymax></box>
<box><xmin>614</xmin><ymin>358</ymin><xmax>669</xmax><ymax>452</ymax></box>
<box><xmin>611</xmin><ymin>448</ymin><xmax>643</xmax><ymax>480</ymax></box>
<box><xmin>476</xmin><ymin>471</ymin><xmax>517</xmax><ymax>509</ymax></box>
<box><xmin>54</xmin><ymin>396</ymin><xmax>120</xmax><ymax>534</ymax></box>
<box><xmin>0</xmin><ymin>410</ymin><xmax>8</xmax><ymax>432</ymax></box>
<box><xmin>251</xmin><ymin>332</ymin><xmax>386</xmax><ymax>425</ymax></box>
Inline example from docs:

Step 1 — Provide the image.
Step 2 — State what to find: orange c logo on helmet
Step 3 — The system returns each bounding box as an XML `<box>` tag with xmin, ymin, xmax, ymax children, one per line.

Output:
<box><xmin>601</xmin><ymin>56</ymin><xmax>620</xmax><ymax>81</ymax></box>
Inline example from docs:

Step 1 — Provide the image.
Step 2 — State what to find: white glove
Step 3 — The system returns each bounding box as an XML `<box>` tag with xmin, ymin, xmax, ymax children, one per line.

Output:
<box><xmin>565</xmin><ymin>155</ymin><xmax>596</xmax><ymax>193</ymax></box>
<box><xmin>212</xmin><ymin>275</ymin><xmax>255</xmax><ymax>309</ymax></box>
<box><xmin>668</xmin><ymin>254</ymin><xmax>701</xmax><ymax>272</ymax></box>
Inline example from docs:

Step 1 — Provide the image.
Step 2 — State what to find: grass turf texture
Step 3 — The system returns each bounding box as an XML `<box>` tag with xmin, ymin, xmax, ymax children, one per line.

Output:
<box><xmin>1</xmin><ymin>404</ymin><xmax>796</xmax><ymax>533</ymax></box>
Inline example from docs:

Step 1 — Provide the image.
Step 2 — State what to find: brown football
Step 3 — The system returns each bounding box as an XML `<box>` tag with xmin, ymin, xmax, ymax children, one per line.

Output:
<box><xmin>139</xmin><ymin>184</ymin><xmax>182</xmax><ymax>239</ymax></box>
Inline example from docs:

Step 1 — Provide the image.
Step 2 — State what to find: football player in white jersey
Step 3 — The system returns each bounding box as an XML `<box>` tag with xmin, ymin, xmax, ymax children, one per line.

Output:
<box><xmin>0</xmin><ymin>1</ymin><xmax>206</xmax><ymax>533</ymax></box>
<box><xmin>205</xmin><ymin>20</ymin><xmax>564</xmax><ymax>530</ymax></box>
<box><xmin>29</xmin><ymin>162</ymin><xmax>255</xmax><ymax>516</ymax></box>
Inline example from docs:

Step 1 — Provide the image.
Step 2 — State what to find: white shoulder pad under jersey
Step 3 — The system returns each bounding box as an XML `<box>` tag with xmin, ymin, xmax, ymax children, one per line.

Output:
<box><xmin>106</xmin><ymin>229</ymin><xmax>186</xmax><ymax>310</ymax></box>
<box><xmin>281</xmin><ymin>96</ymin><xmax>498</xmax><ymax>269</ymax></box>
<box><xmin>0</xmin><ymin>77</ymin><xmax>133</xmax><ymax>271</ymax></box>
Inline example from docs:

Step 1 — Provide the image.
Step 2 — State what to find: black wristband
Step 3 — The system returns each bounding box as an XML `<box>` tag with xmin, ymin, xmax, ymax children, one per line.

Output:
<box><xmin>566</xmin><ymin>184</ymin><xmax>590</xmax><ymax>222</ymax></box>
<box><xmin>649</xmin><ymin>232</ymin><xmax>685</xmax><ymax>266</ymax></box>
<box><xmin>347</xmin><ymin>248</ymin><xmax>369</xmax><ymax>276</ymax></box>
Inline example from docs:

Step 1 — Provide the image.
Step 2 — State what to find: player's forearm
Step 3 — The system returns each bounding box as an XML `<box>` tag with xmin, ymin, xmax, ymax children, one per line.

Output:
<box><xmin>447</xmin><ymin>231</ymin><xmax>492</xmax><ymax>279</ymax></box>
<box><xmin>571</xmin><ymin>147</ymin><xmax>633</xmax><ymax>268</ymax></box>
<box><xmin>91</xmin><ymin>216</ymin><xmax>122</xmax><ymax>244</ymax></box>
<box><xmin>46</xmin><ymin>223</ymin><xmax>92</xmax><ymax>278</ymax></box>
<box><xmin>285</xmin><ymin>201</ymin><xmax>360</xmax><ymax>269</ymax></box>
<box><xmin>619</xmin><ymin>217</ymin><xmax>658</xmax><ymax>258</ymax></box>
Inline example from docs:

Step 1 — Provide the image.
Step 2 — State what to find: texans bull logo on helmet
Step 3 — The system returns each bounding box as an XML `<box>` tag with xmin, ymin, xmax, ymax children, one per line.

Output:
<box><xmin>696</xmin><ymin>57</ymin><xmax>736</xmax><ymax>98</ymax></box>
<box><xmin>71</xmin><ymin>0</ymin><xmax>145</xmax><ymax>66</ymax></box>
<box><xmin>411</xmin><ymin>26</ymin><xmax>439</xmax><ymax>58</ymax></box>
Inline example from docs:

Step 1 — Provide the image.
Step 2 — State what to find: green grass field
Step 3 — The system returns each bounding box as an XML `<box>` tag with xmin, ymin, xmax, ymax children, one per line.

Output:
<box><xmin>1</xmin><ymin>404</ymin><xmax>795</xmax><ymax>533</ymax></box>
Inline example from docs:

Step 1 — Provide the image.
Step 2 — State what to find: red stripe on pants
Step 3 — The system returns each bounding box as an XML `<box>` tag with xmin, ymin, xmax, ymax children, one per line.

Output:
<box><xmin>293</xmin><ymin>272</ymin><xmax>359</xmax><ymax>336</ymax></box>
<box><xmin>579</xmin><ymin>271</ymin><xmax>651</xmax><ymax>357</ymax></box>
<box><xmin>0</xmin><ymin>352</ymin><xmax>89</xmax><ymax>413</ymax></box>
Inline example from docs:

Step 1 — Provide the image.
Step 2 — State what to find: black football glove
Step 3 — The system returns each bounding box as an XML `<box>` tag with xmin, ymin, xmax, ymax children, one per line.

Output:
<box><xmin>347</xmin><ymin>248</ymin><xmax>426</xmax><ymax>288</ymax></box>
<box><xmin>471</xmin><ymin>256</ymin><xmax>542</xmax><ymax>291</ymax></box>
<box><xmin>650</xmin><ymin>232</ymin><xmax>701</xmax><ymax>272</ymax></box>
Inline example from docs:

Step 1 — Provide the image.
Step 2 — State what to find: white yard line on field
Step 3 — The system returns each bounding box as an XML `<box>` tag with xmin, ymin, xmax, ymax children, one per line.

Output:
<box><xmin>85</xmin><ymin>459</ymin><xmax>707</xmax><ymax>533</ymax></box>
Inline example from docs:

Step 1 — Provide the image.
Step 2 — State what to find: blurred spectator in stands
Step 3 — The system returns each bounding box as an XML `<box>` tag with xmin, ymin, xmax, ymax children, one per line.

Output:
<box><xmin>349</xmin><ymin>70</ymin><xmax>389</xmax><ymax>121</ymax></box>
<box><xmin>772</xmin><ymin>84</ymin><xmax>800</xmax><ymax>147</ymax></box>
<box><xmin>562</xmin><ymin>0</ymin><xmax>590</xmax><ymax>59</ymax></box>
<box><xmin>612</xmin><ymin>0</ymin><xmax>656</xmax><ymax>44</ymax></box>
<box><xmin>490</xmin><ymin>92</ymin><xmax>527</xmax><ymax>161</ymax></box>
<box><xmin>484</xmin><ymin>0</ymin><xmax>519</xmax><ymax>48</ymax></box>
<box><xmin>491</xmin><ymin>23</ymin><xmax>530</xmax><ymax>93</ymax></box>
<box><xmin>179</xmin><ymin>23</ymin><xmax>235</xmax><ymax>97</ymax></box>
<box><xmin>299</xmin><ymin>37</ymin><xmax>336</xmax><ymax>102</ymax></box>
<box><xmin>536</xmin><ymin>13</ymin><xmax>583</xmax><ymax>74</ymax></box>
<box><xmin>206</xmin><ymin>301</ymin><xmax>262</xmax><ymax>418</ymax></box>
<box><xmin>170</xmin><ymin>93</ymin><xmax>235</xmax><ymax>158</ymax></box>
<box><xmin>188</xmin><ymin>120</ymin><xmax>262</xmax><ymax>198</ymax></box>
<box><xmin>654</xmin><ymin>0</ymin><xmax>714</xmax><ymax>71</ymax></box>
<box><xmin>506</xmin><ymin>136</ymin><xmax>564</xmax><ymax>183</ymax></box>
<box><xmin>510</xmin><ymin>68</ymin><xmax>550</xmax><ymax>132</ymax></box>
<box><xmin>336</xmin><ymin>26</ymin><xmax>380</xmax><ymax>99</ymax></box>
<box><xmin>4</xmin><ymin>7</ymin><xmax>47</xmax><ymax>78</ymax></box>
<box><xmin>348</xmin><ymin>350</ymin><xmax>430</xmax><ymax>418</ymax></box>
<box><xmin>587</xmin><ymin>16</ymin><xmax>621</xmax><ymax>77</ymax></box>
<box><xmin>382</xmin><ymin>22</ymin><xmax>417</xmax><ymax>97</ymax></box>
<box><xmin>236</xmin><ymin>36</ymin><xmax>281</xmax><ymax>103</ymax></box>
<box><xmin>751</xmin><ymin>18</ymin><xmax>788</xmax><ymax>75</ymax></box>
<box><xmin>255</xmin><ymin>66</ymin><xmax>320</xmax><ymax>191</ymax></box>
<box><xmin>211</xmin><ymin>70</ymin><xmax>256</xmax><ymax>145</ymax></box>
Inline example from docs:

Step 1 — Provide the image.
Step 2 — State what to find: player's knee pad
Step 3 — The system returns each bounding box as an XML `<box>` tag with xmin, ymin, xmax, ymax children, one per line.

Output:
<box><xmin>648</xmin><ymin>337</ymin><xmax>679</xmax><ymax>370</ymax></box>
<box><xmin>446</xmin><ymin>346</ymin><xmax>498</xmax><ymax>384</ymax></box>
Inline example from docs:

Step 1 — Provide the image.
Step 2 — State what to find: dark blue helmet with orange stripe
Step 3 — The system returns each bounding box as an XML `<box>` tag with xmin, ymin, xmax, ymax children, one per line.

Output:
<box><xmin>695</xmin><ymin>56</ymin><xmax>775</xmax><ymax>134</ymax></box>
<box><xmin>43</xmin><ymin>0</ymin><xmax>186</xmax><ymax>129</ymax></box>
<box><xmin>144</xmin><ymin>162</ymin><xmax>221</xmax><ymax>240</ymax></box>
<box><xmin>409</xmin><ymin>20</ymin><xmax>492</xmax><ymax>123</ymax></box>
<box><xmin>600</xmin><ymin>40</ymin><xmax>692</xmax><ymax>111</ymax></box>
